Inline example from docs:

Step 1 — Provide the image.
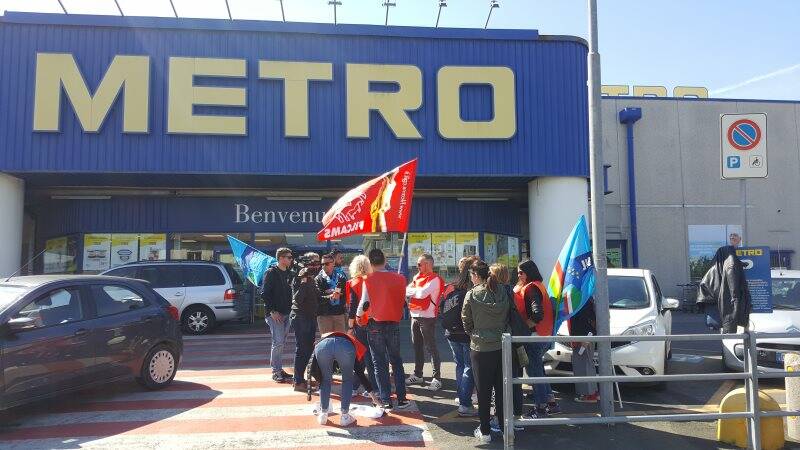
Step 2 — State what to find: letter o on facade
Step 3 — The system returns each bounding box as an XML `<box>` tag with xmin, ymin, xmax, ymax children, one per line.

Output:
<box><xmin>437</xmin><ymin>66</ymin><xmax>516</xmax><ymax>139</ymax></box>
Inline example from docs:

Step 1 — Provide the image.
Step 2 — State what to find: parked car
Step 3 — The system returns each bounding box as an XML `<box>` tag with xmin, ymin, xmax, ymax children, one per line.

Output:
<box><xmin>545</xmin><ymin>268</ymin><xmax>680</xmax><ymax>383</ymax></box>
<box><xmin>0</xmin><ymin>275</ymin><xmax>182</xmax><ymax>410</ymax></box>
<box><xmin>102</xmin><ymin>261</ymin><xmax>247</xmax><ymax>335</ymax></box>
<box><xmin>722</xmin><ymin>269</ymin><xmax>800</xmax><ymax>372</ymax></box>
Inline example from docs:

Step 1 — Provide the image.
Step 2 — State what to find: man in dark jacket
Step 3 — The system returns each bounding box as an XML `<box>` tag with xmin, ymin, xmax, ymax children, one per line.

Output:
<box><xmin>291</xmin><ymin>252</ymin><xmax>322</xmax><ymax>391</ymax></box>
<box><xmin>315</xmin><ymin>253</ymin><xmax>348</xmax><ymax>333</ymax></box>
<box><xmin>697</xmin><ymin>246</ymin><xmax>752</xmax><ymax>333</ymax></box>
<box><xmin>261</xmin><ymin>247</ymin><xmax>295</xmax><ymax>383</ymax></box>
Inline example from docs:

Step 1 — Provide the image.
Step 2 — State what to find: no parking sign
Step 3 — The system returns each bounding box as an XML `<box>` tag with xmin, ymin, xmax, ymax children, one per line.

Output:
<box><xmin>721</xmin><ymin>113</ymin><xmax>768</xmax><ymax>179</ymax></box>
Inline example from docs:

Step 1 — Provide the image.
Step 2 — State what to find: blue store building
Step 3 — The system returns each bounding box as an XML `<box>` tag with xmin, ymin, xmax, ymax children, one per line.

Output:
<box><xmin>0</xmin><ymin>12</ymin><xmax>590</xmax><ymax>281</ymax></box>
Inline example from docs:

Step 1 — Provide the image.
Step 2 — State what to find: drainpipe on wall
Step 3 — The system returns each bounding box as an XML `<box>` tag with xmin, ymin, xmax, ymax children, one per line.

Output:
<box><xmin>619</xmin><ymin>107</ymin><xmax>642</xmax><ymax>267</ymax></box>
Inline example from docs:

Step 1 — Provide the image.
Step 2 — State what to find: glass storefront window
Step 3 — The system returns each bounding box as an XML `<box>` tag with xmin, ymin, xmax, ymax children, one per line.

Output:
<box><xmin>170</xmin><ymin>233</ymin><xmax>251</xmax><ymax>261</ymax></box>
<box><xmin>43</xmin><ymin>235</ymin><xmax>78</xmax><ymax>274</ymax></box>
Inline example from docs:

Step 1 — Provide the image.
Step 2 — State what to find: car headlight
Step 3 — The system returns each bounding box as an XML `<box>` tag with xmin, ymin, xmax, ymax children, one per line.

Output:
<box><xmin>621</xmin><ymin>320</ymin><xmax>656</xmax><ymax>336</ymax></box>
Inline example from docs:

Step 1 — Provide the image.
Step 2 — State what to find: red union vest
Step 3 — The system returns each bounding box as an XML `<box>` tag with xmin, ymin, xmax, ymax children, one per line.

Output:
<box><xmin>531</xmin><ymin>281</ymin><xmax>554</xmax><ymax>336</ymax></box>
<box><xmin>408</xmin><ymin>272</ymin><xmax>443</xmax><ymax>315</ymax></box>
<box><xmin>324</xmin><ymin>331</ymin><xmax>367</xmax><ymax>362</ymax></box>
<box><xmin>364</xmin><ymin>271</ymin><xmax>407</xmax><ymax>322</ymax></box>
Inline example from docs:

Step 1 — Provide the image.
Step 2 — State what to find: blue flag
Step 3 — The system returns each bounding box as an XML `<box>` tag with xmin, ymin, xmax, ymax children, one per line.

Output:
<box><xmin>226</xmin><ymin>235</ymin><xmax>276</xmax><ymax>287</ymax></box>
<box><xmin>547</xmin><ymin>215</ymin><xmax>596</xmax><ymax>334</ymax></box>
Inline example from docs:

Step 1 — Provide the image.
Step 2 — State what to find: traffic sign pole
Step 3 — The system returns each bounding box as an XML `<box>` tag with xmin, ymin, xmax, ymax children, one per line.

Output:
<box><xmin>587</xmin><ymin>0</ymin><xmax>614</xmax><ymax>419</ymax></box>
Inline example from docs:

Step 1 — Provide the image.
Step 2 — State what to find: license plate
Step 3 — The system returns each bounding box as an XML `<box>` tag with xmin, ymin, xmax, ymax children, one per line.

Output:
<box><xmin>777</xmin><ymin>352</ymin><xmax>785</xmax><ymax>363</ymax></box>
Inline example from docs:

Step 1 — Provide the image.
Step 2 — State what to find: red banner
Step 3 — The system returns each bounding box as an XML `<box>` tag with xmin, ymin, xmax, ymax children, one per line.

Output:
<box><xmin>317</xmin><ymin>159</ymin><xmax>418</xmax><ymax>241</ymax></box>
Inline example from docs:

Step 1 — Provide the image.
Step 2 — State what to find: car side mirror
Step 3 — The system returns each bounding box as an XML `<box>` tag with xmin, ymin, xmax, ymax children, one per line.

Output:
<box><xmin>661</xmin><ymin>298</ymin><xmax>681</xmax><ymax>311</ymax></box>
<box><xmin>6</xmin><ymin>317</ymin><xmax>36</xmax><ymax>332</ymax></box>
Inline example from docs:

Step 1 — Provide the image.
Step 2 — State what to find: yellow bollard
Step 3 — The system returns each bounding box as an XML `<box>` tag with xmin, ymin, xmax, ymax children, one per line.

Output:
<box><xmin>717</xmin><ymin>387</ymin><xmax>785</xmax><ymax>450</ymax></box>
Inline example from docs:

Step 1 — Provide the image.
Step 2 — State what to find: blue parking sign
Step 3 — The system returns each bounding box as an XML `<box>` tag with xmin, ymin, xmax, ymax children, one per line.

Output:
<box><xmin>727</xmin><ymin>156</ymin><xmax>741</xmax><ymax>169</ymax></box>
<box><xmin>736</xmin><ymin>246</ymin><xmax>772</xmax><ymax>313</ymax></box>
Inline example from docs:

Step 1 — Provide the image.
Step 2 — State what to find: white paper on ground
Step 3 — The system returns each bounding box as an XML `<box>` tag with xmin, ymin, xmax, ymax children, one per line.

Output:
<box><xmin>349</xmin><ymin>404</ymin><xmax>385</xmax><ymax>418</ymax></box>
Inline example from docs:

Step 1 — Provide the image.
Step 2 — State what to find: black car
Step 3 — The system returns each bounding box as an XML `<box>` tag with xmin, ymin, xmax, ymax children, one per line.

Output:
<box><xmin>0</xmin><ymin>275</ymin><xmax>183</xmax><ymax>410</ymax></box>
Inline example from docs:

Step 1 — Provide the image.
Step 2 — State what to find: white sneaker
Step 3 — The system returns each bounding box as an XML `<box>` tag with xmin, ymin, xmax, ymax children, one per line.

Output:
<box><xmin>474</xmin><ymin>426</ymin><xmax>491</xmax><ymax>443</ymax></box>
<box><xmin>406</xmin><ymin>374</ymin><xmax>424</xmax><ymax>385</ymax></box>
<box><xmin>426</xmin><ymin>378</ymin><xmax>443</xmax><ymax>391</ymax></box>
<box><xmin>317</xmin><ymin>412</ymin><xmax>328</xmax><ymax>425</ymax></box>
<box><xmin>339</xmin><ymin>412</ymin><xmax>356</xmax><ymax>427</ymax></box>
<box><xmin>312</xmin><ymin>403</ymin><xmax>329</xmax><ymax>415</ymax></box>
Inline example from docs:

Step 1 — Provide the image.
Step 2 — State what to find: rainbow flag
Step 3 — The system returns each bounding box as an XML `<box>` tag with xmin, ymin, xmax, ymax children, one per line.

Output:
<box><xmin>547</xmin><ymin>215</ymin><xmax>596</xmax><ymax>334</ymax></box>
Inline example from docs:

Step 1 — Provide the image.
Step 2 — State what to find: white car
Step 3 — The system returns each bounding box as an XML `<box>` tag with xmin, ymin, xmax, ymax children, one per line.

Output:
<box><xmin>722</xmin><ymin>269</ymin><xmax>800</xmax><ymax>372</ymax></box>
<box><xmin>102</xmin><ymin>261</ymin><xmax>247</xmax><ymax>335</ymax></box>
<box><xmin>545</xmin><ymin>268</ymin><xmax>680</xmax><ymax>382</ymax></box>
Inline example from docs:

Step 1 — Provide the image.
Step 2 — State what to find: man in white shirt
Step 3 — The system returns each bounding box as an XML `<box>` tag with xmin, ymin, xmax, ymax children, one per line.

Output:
<box><xmin>405</xmin><ymin>253</ymin><xmax>443</xmax><ymax>391</ymax></box>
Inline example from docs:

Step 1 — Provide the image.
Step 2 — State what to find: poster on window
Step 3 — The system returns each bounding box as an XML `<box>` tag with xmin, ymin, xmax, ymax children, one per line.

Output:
<box><xmin>44</xmin><ymin>236</ymin><xmax>68</xmax><ymax>274</ymax></box>
<box><xmin>455</xmin><ymin>233</ymin><xmax>479</xmax><ymax>259</ymax></box>
<box><xmin>407</xmin><ymin>233</ymin><xmax>432</xmax><ymax>260</ymax></box>
<box><xmin>110</xmin><ymin>234</ymin><xmax>139</xmax><ymax>268</ymax></box>
<box><xmin>83</xmin><ymin>234</ymin><xmax>111</xmax><ymax>272</ymax></box>
<box><xmin>688</xmin><ymin>225</ymin><xmax>743</xmax><ymax>281</ymax></box>
<box><xmin>139</xmin><ymin>234</ymin><xmax>167</xmax><ymax>261</ymax></box>
<box><xmin>508</xmin><ymin>237</ymin><xmax>520</xmax><ymax>268</ymax></box>
<box><xmin>431</xmin><ymin>233</ymin><xmax>456</xmax><ymax>267</ymax></box>
<box><xmin>484</xmin><ymin>233</ymin><xmax>497</xmax><ymax>264</ymax></box>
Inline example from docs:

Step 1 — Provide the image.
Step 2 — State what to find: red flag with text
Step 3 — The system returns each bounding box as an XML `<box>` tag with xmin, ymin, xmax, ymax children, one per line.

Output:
<box><xmin>317</xmin><ymin>159</ymin><xmax>418</xmax><ymax>241</ymax></box>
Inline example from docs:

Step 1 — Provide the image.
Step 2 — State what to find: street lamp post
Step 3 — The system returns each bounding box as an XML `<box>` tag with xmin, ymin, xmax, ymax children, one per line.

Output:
<box><xmin>484</xmin><ymin>0</ymin><xmax>499</xmax><ymax>29</ymax></box>
<box><xmin>436</xmin><ymin>0</ymin><xmax>446</xmax><ymax>28</ymax></box>
<box><xmin>383</xmin><ymin>1</ymin><xmax>396</xmax><ymax>26</ymax></box>
<box><xmin>278</xmin><ymin>0</ymin><xmax>286</xmax><ymax>22</ymax></box>
<box><xmin>587</xmin><ymin>0</ymin><xmax>614</xmax><ymax>419</ymax></box>
<box><xmin>328</xmin><ymin>0</ymin><xmax>342</xmax><ymax>24</ymax></box>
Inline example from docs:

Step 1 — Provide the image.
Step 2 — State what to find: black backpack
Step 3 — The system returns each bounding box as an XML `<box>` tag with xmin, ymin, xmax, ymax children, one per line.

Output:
<box><xmin>439</xmin><ymin>286</ymin><xmax>465</xmax><ymax>333</ymax></box>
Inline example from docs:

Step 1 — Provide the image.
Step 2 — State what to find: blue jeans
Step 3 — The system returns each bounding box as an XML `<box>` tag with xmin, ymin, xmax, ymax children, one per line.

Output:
<box><xmin>265</xmin><ymin>314</ymin><xmax>292</xmax><ymax>374</ymax></box>
<box><xmin>315</xmin><ymin>336</ymin><xmax>356</xmax><ymax>413</ymax></box>
<box><xmin>366</xmin><ymin>321</ymin><xmax>407</xmax><ymax>403</ymax></box>
<box><xmin>448</xmin><ymin>340</ymin><xmax>474</xmax><ymax>407</ymax></box>
<box><xmin>291</xmin><ymin>314</ymin><xmax>318</xmax><ymax>384</ymax></box>
<box><xmin>525</xmin><ymin>341</ymin><xmax>553</xmax><ymax>405</ymax></box>
<box><xmin>352</xmin><ymin>324</ymin><xmax>376</xmax><ymax>391</ymax></box>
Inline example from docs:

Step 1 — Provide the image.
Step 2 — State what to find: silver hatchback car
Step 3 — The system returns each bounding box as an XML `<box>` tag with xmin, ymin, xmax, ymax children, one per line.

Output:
<box><xmin>102</xmin><ymin>261</ymin><xmax>247</xmax><ymax>334</ymax></box>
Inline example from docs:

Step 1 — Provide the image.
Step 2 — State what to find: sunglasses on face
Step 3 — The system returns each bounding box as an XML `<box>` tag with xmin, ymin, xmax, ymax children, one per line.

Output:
<box><xmin>280</xmin><ymin>255</ymin><xmax>293</xmax><ymax>260</ymax></box>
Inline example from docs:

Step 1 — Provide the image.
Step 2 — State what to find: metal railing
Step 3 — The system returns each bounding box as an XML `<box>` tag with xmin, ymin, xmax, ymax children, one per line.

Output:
<box><xmin>500</xmin><ymin>331</ymin><xmax>800</xmax><ymax>450</ymax></box>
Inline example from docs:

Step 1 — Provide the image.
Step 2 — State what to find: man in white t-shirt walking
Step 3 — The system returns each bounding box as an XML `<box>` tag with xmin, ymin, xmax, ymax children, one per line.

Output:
<box><xmin>406</xmin><ymin>253</ymin><xmax>443</xmax><ymax>391</ymax></box>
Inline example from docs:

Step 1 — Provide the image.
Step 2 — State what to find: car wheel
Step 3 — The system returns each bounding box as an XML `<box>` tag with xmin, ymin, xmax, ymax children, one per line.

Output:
<box><xmin>182</xmin><ymin>305</ymin><xmax>216</xmax><ymax>335</ymax></box>
<box><xmin>654</xmin><ymin>344</ymin><xmax>670</xmax><ymax>391</ymax></box>
<box><xmin>137</xmin><ymin>344</ymin><xmax>177</xmax><ymax>390</ymax></box>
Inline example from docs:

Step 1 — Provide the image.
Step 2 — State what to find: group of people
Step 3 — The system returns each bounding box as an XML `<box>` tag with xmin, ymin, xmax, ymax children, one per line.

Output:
<box><xmin>260</xmin><ymin>247</ymin><xmax>599</xmax><ymax>441</ymax></box>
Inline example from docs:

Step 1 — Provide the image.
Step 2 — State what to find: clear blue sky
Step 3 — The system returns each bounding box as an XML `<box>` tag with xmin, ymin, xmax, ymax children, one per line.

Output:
<box><xmin>2</xmin><ymin>0</ymin><xmax>798</xmax><ymax>100</ymax></box>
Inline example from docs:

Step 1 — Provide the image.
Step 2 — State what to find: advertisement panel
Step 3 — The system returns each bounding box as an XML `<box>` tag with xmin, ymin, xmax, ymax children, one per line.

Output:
<box><xmin>688</xmin><ymin>225</ymin><xmax>743</xmax><ymax>281</ymax></box>
<box><xmin>407</xmin><ymin>233</ymin><xmax>432</xmax><ymax>260</ymax></box>
<box><xmin>484</xmin><ymin>233</ymin><xmax>498</xmax><ymax>264</ymax></box>
<box><xmin>110</xmin><ymin>234</ymin><xmax>139</xmax><ymax>268</ymax></box>
<box><xmin>431</xmin><ymin>233</ymin><xmax>456</xmax><ymax>267</ymax></box>
<box><xmin>736</xmin><ymin>246</ymin><xmax>772</xmax><ymax>314</ymax></box>
<box><xmin>455</xmin><ymin>233</ymin><xmax>479</xmax><ymax>259</ymax></box>
<box><xmin>83</xmin><ymin>234</ymin><xmax>111</xmax><ymax>272</ymax></box>
<box><xmin>139</xmin><ymin>234</ymin><xmax>167</xmax><ymax>261</ymax></box>
<box><xmin>44</xmin><ymin>236</ymin><xmax>68</xmax><ymax>274</ymax></box>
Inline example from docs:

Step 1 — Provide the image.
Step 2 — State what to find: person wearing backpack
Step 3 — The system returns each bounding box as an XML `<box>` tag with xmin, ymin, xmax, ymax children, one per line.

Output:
<box><xmin>439</xmin><ymin>256</ymin><xmax>479</xmax><ymax>417</ymax></box>
<box><xmin>405</xmin><ymin>253</ymin><xmax>444</xmax><ymax>391</ymax></box>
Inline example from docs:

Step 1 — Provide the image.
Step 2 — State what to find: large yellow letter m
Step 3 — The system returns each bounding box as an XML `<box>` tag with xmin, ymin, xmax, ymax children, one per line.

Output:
<box><xmin>33</xmin><ymin>53</ymin><xmax>150</xmax><ymax>133</ymax></box>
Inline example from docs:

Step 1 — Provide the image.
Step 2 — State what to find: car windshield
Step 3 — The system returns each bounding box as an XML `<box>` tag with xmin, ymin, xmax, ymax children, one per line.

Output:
<box><xmin>0</xmin><ymin>285</ymin><xmax>31</xmax><ymax>310</ymax></box>
<box><xmin>772</xmin><ymin>278</ymin><xmax>800</xmax><ymax>310</ymax></box>
<box><xmin>608</xmin><ymin>276</ymin><xmax>650</xmax><ymax>309</ymax></box>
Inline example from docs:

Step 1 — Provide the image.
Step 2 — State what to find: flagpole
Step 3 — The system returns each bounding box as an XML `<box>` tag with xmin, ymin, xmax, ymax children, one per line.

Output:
<box><xmin>397</xmin><ymin>232</ymin><xmax>408</xmax><ymax>274</ymax></box>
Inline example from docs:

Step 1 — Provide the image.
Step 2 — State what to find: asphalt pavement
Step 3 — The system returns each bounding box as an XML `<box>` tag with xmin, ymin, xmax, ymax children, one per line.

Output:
<box><xmin>3</xmin><ymin>312</ymin><xmax>799</xmax><ymax>449</ymax></box>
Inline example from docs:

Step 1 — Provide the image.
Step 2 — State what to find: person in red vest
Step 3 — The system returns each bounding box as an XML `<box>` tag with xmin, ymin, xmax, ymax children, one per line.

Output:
<box><xmin>346</xmin><ymin>254</ymin><xmax>376</xmax><ymax>395</ymax></box>
<box><xmin>405</xmin><ymin>253</ymin><xmax>444</xmax><ymax>390</ymax></box>
<box><xmin>357</xmin><ymin>248</ymin><xmax>411</xmax><ymax>410</ymax></box>
<box><xmin>514</xmin><ymin>259</ymin><xmax>560</xmax><ymax>418</ymax></box>
<box><xmin>306</xmin><ymin>331</ymin><xmax>382</xmax><ymax>427</ymax></box>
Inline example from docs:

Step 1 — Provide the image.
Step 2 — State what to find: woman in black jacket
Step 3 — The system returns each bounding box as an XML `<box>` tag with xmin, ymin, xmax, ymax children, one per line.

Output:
<box><xmin>697</xmin><ymin>246</ymin><xmax>752</xmax><ymax>333</ymax></box>
<box><xmin>439</xmin><ymin>256</ymin><xmax>478</xmax><ymax>417</ymax></box>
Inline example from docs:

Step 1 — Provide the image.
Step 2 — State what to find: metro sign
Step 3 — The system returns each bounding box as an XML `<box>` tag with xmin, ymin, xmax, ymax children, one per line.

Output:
<box><xmin>32</xmin><ymin>53</ymin><xmax>516</xmax><ymax>140</ymax></box>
